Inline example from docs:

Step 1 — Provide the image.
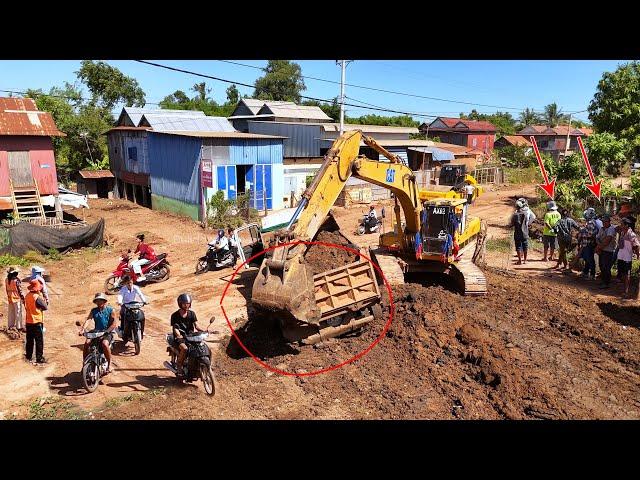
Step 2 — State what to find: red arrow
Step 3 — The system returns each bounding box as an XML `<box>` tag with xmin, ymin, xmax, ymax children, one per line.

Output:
<box><xmin>576</xmin><ymin>136</ymin><xmax>601</xmax><ymax>200</ymax></box>
<box><xmin>530</xmin><ymin>136</ymin><xmax>556</xmax><ymax>199</ymax></box>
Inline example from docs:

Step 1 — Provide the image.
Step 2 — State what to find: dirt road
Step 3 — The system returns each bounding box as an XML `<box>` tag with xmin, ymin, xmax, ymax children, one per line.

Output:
<box><xmin>2</xmin><ymin>186</ymin><xmax>639</xmax><ymax>419</ymax></box>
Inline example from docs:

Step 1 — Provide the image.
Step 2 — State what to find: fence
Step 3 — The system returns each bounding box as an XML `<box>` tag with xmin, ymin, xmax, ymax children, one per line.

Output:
<box><xmin>0</xmin><ymin>217</ymin><xmax>87</xmax><ymax>229</ymax></box>
<box><xmin>414</xmin><ymin>169</ymin><xmax>438</xmax><ymax>188</ymax></box>
<box><xmin>472</xmin><ymin>166</ymin><xmax>504</xmax><ymax>185</ymax></box>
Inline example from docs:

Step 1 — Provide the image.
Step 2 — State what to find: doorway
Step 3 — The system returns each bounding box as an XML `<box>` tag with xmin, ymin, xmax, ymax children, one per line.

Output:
<box><xmin>7</xmin><ymin>151</ymin><xmax>34</xmax><ymax>187</ymax></box>
<box><xmin>236</xmin><ymin>165</ymin><xmax>250</xmax><ymax>194</ymax></box>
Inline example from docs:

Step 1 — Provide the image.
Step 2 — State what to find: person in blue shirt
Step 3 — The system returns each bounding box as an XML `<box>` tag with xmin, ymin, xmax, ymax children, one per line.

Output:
<box><xmin>79</xmin><ymin>293</ymin><xmax>117</xmax><ymax>375</ymax></box>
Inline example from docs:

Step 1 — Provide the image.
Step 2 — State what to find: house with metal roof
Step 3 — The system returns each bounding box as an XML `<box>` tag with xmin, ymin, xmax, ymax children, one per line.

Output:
<box><xmin>516</xmin><ymin>124</ymin><xmax>592</xmax><ymax>160</ymax></box>
<box><xmin>107</xmin><ymin>107</ymin><xmax>285</xmax><ymax>220</ymax></box>
<box><xmin>0</xmin><ymin>97</ymin><xmax>66</xmax><ymax>216</ymax></box>
<box><xmin>420</xmin><ymin>117</ymin><xmax>497</xmax><ymax>155</ymax></box>
<box><xmin>229</xmin><ymin>99</ymin><xmax>331</xmax><ymax>131</ymax></box>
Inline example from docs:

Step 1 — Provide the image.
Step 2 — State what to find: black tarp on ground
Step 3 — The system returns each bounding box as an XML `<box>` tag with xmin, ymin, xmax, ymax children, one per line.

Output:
<box><xmin>0</xmin><ymin>218</ymin><xmax>105</xmax><ymax>256</ymax></box>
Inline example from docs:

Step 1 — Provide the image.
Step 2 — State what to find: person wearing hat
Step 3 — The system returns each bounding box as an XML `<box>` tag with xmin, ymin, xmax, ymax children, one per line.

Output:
<box><xmin>595</xmin><ymin>214</ymin><xmax>618</xmax><ymax>288</ymax></box>
<box><xmin>5</xmin><ymin>267</ymin><xmax>25</xmax><ymax>332</ymax></box>
<box><xmin>79</xmin><ymin>293</ymin><xmax>117</xmax><ymax>374</ymax></box>
<box><xmin>616</xmin><ymin>217</ymin><xmax>640</xmax><ymax>297</ymax></box>
<box><xmin>553</xmin><ymin>208</ymin><xmax>580</xmax><ymax>271</ymax></box>
<box><xmin>131</xmin><ymin>234</ymin><xmax>157</xmax><ymax>282</ymax></box>
<box><xmin>24</xmin><ymin>279</ymin><xmax>48</xmax><ymax>364</ymax></box>
<box><xmin>29</xmin><ymin>266</ymin><xmax>49</xmax><ymax>305</ymax></box>
<box><xmin>577</xmin><ymin>208</ymin><xmax>599</xmax><ymax>280</ymax></box>
<box><xmin>542</xmin><ymin>201</ymin><xmax>561</xmax><ymax>262</ymax></box>
<box><xmin>519</xmin><ymin>198</ymin><xmax>537</xmax><ymax>225</ymax></box>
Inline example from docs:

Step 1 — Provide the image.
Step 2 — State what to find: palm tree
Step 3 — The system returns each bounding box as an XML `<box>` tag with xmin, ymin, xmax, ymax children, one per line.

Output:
<box><xmin>519</xmin><ymin>107</ymin><xmax>539</xmax><ymax>126</ymax></box>
<box><xmin>543</xmin><ymin>103</ymin><xmax>564</xmax><ymax>127</ymax></box>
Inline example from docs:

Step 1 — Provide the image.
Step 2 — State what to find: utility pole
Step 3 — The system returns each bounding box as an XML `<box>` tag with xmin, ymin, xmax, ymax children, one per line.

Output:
<box><xmin>563</xmin><ymin>113</ymin><xmax>572</xmax><ymax>160</ymax></box>
<box><xmin>339</xmin><ymin>60</ymin><xmax>346</xmax><ymax>134</ymax></box>
<box><xmin>80</xmin><ymin>132</ymin><xmax>94</xmax><ymax>164</ymax></box>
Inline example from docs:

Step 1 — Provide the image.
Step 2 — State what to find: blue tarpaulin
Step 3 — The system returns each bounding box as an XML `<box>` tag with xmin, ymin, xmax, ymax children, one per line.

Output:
<box><xmin>409</xmin><ymin>146</ymin><xmax>455</xmax><ymax>162</ymax></box>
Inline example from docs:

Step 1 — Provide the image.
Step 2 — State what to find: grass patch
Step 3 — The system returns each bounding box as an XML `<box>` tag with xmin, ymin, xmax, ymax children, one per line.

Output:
<box><xmin>28</xmin><ymin>396</ymin><xmax>87</xmax><ymax>420</ymax></box>
<box><xmin>46</xmin><ymin>248</ymin><xmax>63</xmax><ymax>261</ymax></box>
<box><xmin>486</xmin><ymin>237</ymin><xmax>512</xmax><ymax>253</ymax></box>
<box><xmin>22</xmin><ymin>250</ymin><xmax>46</xmax><ymax>264</ymax></box>
<box><xmin>505</xmin><ymin>166</ymin><xmax>540</xmax><ymax>185</ymax></box>
<box><xmin>0</xmin><ymin>254</ymin><xmax>30</xmax><ymax>268</ymax></box>
<box><xmin>104</xmin><ymin>394</ymin><xmax>136</xmax><ymax>409</ymax></box>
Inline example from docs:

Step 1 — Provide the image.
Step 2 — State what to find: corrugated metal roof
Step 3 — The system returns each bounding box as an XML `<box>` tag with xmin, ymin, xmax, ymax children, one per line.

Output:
<box><xmin>105</xmin><ymin>126</ymin><xmax>151</xmax><ymax>134</ymax></box>
<box><xmin>428</xmin><ymin>117</ymin><xmax>497</xmax><ymax>132</ymax></box>
<box><xmin>140</xmin><ymin>114</ymin><xmax>235</xmax><ymax>132</ymax></box>
<box><xmin>154</xmin><ymin>130</ymin><xmax>285</xmax><ymax>139</ymax></box>
<box><xmin>320</xmin><ymin>138</ymin><xmax>434</xmax><ymax>147</ymax></box>
<box><xmin>239</xmin><ymin>99</ymin><xmax>296</xmax><ymax>115</ymax></box>
<box><xmin>258</xmin><ymin>104</ymin><xmax>332</xmax><ymax>121</ymax></box>
<box><xmin>408</xmin><ymin>146</ymin><xmax>455</xmax><ymax>162</ymax></box>
<box><xmin>321</xmin><ymin>123</ymin><xmax>419</xmax><ymax>134</ymax></box>
<box><xmin>517</xmin><ymin>125</ymin><xmax>590</xmax><ymax>136</ymax></box>
<box><xmin>79</xmin><ymin>169</ymin><xmax>115</xmax><ymax>179</ymax></box>
<box><xmin>119</xmin><ymin>106</ymin><xmax>205</xmax><ymax>127</ymax></box>
<box><xmin>0</xmin><ymin>97</ymin><xmax>66</xmax><ymax>137</ymax></box>
<box><xmin>498</xmin><ymin>135</ymin><xmax>532</xmax><ymax>147</ymax></box>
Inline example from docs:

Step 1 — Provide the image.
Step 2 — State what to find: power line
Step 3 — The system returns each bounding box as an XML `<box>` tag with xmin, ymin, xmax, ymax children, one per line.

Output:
<box><xmin>214</xmin><ymin>59</ymin><xmax>584</xmax><ymax>114</ymax></box>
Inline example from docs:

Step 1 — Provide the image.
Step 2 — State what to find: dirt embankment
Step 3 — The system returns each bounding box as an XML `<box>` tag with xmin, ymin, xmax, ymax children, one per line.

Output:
<box><xmin>98</xmin><ymin>267</ymin><xmax>640</xmax><ymax>420</ymax></box>
<box><xmin>304</xmin><ymin>230</ymin><xmax>358</xmax><ymax>275</ymax></box>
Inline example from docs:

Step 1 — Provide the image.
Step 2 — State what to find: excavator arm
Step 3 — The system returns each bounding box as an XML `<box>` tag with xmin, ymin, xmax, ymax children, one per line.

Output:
<box><xmin>252</xmin><ymin>130</ymin><xmax>422</xmax><ymax>327</ymax></box>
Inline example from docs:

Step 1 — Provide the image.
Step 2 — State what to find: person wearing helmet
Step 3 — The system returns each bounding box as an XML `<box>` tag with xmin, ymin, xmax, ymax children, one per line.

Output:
<box><xmin>212</xmin><ymin>229</ymin><xmax>230</xmax><ymax>263</ymax></box>
<box><xmin>132</xmin><ymin>234</ymin><xmax>157</xmax><ymax>282</ymax></box>
<box><xmin>577</xmin><ymin>208</ymin><xmax>599</xmax><ymax>280</ymax></box>
<box><xmin>171</xmin><ymin>293</ymin><xmax>200</xmax><ymax>377</ymax></box>
<box><xmin>616</xmin><ymin>217</ymin><xmax>640</xmax><ymax>297</ymax></box>
<box><xmin>29</xmin><ymin>266</ymin><xmax>49</xmax><ymax>305</ymax></box>
<box><xmin>511</xmin><ymin>200</ymin><xmax>530</xmax><ymax>265</ymax></box>
<box><xmin>542</xmin><ymin>201</ymin><xmax>561</xmax><ymax>262</ymax></box>
<box><xmin>24</xmin><ymin>279</ymin><xmax>48</xmax><ymax>364</ymax></box>
<box><xmin>79</xmin><ymin>293</ymin><xmax>117</xmax><ymax>374</ymax></box>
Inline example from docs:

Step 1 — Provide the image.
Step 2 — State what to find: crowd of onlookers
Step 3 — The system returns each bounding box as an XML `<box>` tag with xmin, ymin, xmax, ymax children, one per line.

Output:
<box><xmin>512</xmin><ymin>198</ymin><xmax>640</xmax><ymax>298</ymax></box>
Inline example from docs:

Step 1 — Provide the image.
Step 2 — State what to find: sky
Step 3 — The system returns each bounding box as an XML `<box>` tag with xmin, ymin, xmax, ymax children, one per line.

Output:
<box><xmin>0</xmin><ymin>60</ymin><xmax>628</xmax><ymax>123</ymax></box>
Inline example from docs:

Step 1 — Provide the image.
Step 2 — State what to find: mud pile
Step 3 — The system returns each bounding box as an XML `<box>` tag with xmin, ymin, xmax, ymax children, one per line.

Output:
<box><xmin>304</xmin><ymin>230</ymin><xmax>358</xmax><ymax>275</ymax></box>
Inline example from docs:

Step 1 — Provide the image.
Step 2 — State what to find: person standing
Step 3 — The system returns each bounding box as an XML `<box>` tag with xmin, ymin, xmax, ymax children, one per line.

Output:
<box><xmin>464</xmin><ymin>182</ymin><xmax>475</xmax><ymax>206</ymax></box>
<box><xmin>595</xmin><ymin>214</ymin><xmax>617</xmax><ymax>289</ymax></box>
<box><xmin>511</xmin><ymin>200</ymin><xmax>530</xmax><ymax>265</ymax></box>
<box><xmin>5</xmin><ymin>267</ymin><xmax>25</xmax><ymax>332</ymax></box>
<box><xmin>616</xmin><ymin>217</ymin><xmax>640</xmax><ymax>297</ymax></box>
<box><xmin>542</xmin><ymin>201</ymin><xmax>561</xmax><ymax>261</ymax></box>
<box><xmin>519</xmin><ymin>198</ymin><xmax>537</xmax><ymax>225</ymax></box>
<box><xmin>24</xmin><ymin>279</ymin><xmax>48</xmax><ymax>364</ymax></box>
<box><xmin>578</xmin><ymin>209</ymin><xmax>598</xmax><ymax>280</ymax></box>
<box><xmin>554</xmin><ymin>209</ymin><xmax>580</xmax><ymax>271</ymax></box>
<box><xmin>29</xmin><ymin>266</ymin><xmax>49</xmax><ymax>305</ymax></box>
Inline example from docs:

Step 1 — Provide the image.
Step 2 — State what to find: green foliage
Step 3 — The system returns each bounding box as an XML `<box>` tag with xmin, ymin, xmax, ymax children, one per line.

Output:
<box><xmin>22</xmin><ymin>250</ymin><xmax>45</xmax><ymax>264</ymax></box>
<box><xmin>542</xmin><ymin>103</ymin><xmax>570</xmax><ymax>127</ymax></box>
<box><xmin>46</xmin><ymin>248</ymin><xmax>63</xmax><ymax>261</ymax></box>
<box><xmin>459</xmin><ymin>110</ymin><xmax>516</xmax><ymax>136</ymax></box>
<box><xmin>504</xmin><ymin>166</ymin><xmax>540</xmax><ymax>184</ymax></box>
<box><xmin>0</xmin><ymin>254</ymin><xmax>30</xmax><ymax>268</ymax></box>
<box><xmin>76</xmin><ymin>60</ymin><xmax>145</xmax><ymax>109</ymax></box>
<box><xmin>588</xmin><ymin>61</ymin><xmax>640</xmax><ymax>147</ymax></box>
<box><xmin>206</xmin><ymin>191</ymin><xmax>259</xmax><ymax>229</ymax></box>
<box><xmin>346</xmin><ymin>114</ymin><xmax>419</xmax><ymax>128</ymax></box>
<box><xmin>159</xmin><ymin>84</ymin><xmax>236</xmax><ymax>118</ymax></box>
<box><xmin>28</xmin><ymin>396</ymin><xmax>86</xmax><ymax>420</ymax></box>
<box><xmin>85</xmin><ymin>156</ymin><xmax>110</xmax><ymax>171</ymax></box>
<box><xmin>226</xmin><ymin>84</ymin><xmax>240</xmax><ymax>105</ymax></box>
<box><xmin>253</xmin><ymin>60</ymin><xmax>306</xmax><ymax>103</ymax></box>
<box><xmin>584</xmin><ymin>132</ymin><xmax>629</xmax><ymax>176</ymax></box>
<box><xmin>556</xmin><ymin>152</ymin><xmax>585</xmax><ymax>180</ymax></box>
<box><xmin>629</xmin><ymin>173</ymin><xmax>640</xmax><ymax>205</ymax></box>
<box><xmin>496</xmin><ymin>144</ymin><xmax>535</xmax><ymax>168</ymax></box>
<box><xmin>518</xmin><ymin>107</ymin><xmax>540</xmax><ymax>127</ymax></box>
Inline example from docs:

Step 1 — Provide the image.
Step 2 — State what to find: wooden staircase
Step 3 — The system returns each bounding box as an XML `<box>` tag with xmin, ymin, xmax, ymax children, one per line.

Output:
<box><xmin>10</xmin><ymin>179</ymin><xmax>46</xmax><ymax>221</ymax></box>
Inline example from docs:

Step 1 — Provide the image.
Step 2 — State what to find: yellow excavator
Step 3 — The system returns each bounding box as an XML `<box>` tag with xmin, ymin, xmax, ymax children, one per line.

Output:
<box><xmin>251</xmin><ymin>130</ymin><xmax>487</xmax><ymax>344</ymax></box>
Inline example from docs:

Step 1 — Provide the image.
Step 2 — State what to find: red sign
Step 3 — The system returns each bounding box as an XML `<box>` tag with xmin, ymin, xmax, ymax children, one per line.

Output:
<box><xmin>201</xmin><ymin>159</ymin><xmax>213</xmax><ymax>188</ymax></box>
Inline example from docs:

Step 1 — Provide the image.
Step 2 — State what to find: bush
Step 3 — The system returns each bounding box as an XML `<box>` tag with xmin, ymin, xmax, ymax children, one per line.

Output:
<box><xmin>505</xmin><ymin>166</ymin><xmax>539</xmax><ymax>184</ymax></box>
<box><xmin>0</xmin><ymin>254</ymin><xmax>30</xmax><ymax>268</ymax></box>
<box><xmin>206</xmin><ymin>190</ymin><xmax>259</xmax><ymax>229</ymax></box>
<box><xmin>496</xmin><ymin>145</ymin><xmax>535</xmax><ymax>168</ymax></box>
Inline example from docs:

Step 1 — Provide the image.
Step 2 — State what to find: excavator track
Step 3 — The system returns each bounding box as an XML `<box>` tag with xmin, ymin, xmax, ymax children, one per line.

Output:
<box><xmin>450</xmin><ymin>259</ymin><xmax>487</xmax><ymax>296</ymax></box>
<box><xmin>369</xmin><ymin>248</ymin><xmax>406</xmax><ymax>285</ymax></box>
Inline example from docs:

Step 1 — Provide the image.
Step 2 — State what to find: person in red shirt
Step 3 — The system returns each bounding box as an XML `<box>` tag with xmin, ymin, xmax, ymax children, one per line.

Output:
<box><xmin>132</xmin><ymin>234</ymin><xmax>157</xmax><ymax>282</ymax></box>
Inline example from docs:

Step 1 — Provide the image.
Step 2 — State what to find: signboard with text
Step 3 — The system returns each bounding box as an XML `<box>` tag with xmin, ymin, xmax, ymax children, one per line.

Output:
<box><xmin>201</xmin><ymin>159</ymin><xmax>213</xmax><ymax>188</ymax></box>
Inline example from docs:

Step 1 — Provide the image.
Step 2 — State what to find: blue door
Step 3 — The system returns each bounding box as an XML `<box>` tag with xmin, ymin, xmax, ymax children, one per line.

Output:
<box><xmin>226</xmin><ymin>165</ymin><xmax>237</xmax><ymax>200</ymax></box>
<box><xmin>217</xmin><ymin>166</ymin><xmax>226</xmax><ymax>191</ymax></box>
<box><xmin>255</xmin><ymin>165</ymin><xmax>264</xmax><ymax>210</ymax></box>
<box><xmin>264</xmin><ymin>165</ymin><xmax>272</xmax><ymax>209</ymax></box>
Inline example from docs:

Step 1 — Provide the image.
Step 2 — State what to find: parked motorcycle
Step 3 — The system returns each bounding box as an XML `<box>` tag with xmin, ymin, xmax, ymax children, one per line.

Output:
<box><xmin>104</xmin><ymin>251</ymin><xmax>171</xmax><ymax>294</ymax></box>
<box><xmin>195</xmin><ymin>246</ymin><xmax>236</xmax><ymax>274</ymax></box>
<box><xmin>119</xmin><ymin>301</ymin><xmax>146</xmax><ymax>355</ymax></box>
<box><xmin>163</xmin><ymin>317</ymin><xmax>217</xmax><ymax>395</ymax></box>
<box><xmin>357</xmin><ymin>215</ymin><xmax>382</xmax><ymax>235</ymax></box>
<box><xmin>76</xmin><ymin>321</ymin><xmax>113</xmax><ymax>393</ymax></box>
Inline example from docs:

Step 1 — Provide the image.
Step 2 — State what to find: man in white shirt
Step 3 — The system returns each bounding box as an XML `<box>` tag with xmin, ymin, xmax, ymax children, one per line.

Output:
<box><xmin>116</xmin><ymin>275</ymin><xmax>148</xmax><ymax>335</ymax></box>
<box><xmin>464</xmin><ymin>182</ymin><xmax>475</xmax><ymax>206</ymax></box>
<box><xmin>616</xmin><ymin>217</ymin><xmax>640</xmax><ymax>297</ymax></box>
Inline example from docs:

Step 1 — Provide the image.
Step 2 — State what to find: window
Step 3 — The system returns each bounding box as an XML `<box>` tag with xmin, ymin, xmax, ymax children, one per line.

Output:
<box><xmin>472</xmin><ymin>138</ymin><xmax>477</xmax><ymax>147</ymax></box>
<box><xmin>128</xmin><ymin>147</ymin><xmax>138</xmax><ymax>161</ymax></box>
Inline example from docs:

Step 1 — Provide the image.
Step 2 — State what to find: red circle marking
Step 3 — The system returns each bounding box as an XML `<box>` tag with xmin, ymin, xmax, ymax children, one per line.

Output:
<box><xmin>219</xmin><ymin>241</ymin><xmax>395</xmax><ymax>376</ymax></box>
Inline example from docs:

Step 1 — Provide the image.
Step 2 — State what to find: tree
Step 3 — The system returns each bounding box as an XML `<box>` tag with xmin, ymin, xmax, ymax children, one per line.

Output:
<box><xmin>226</xmin><ymin>84</ymin><xmax>240</xmax><ymax>105</ymax></box>
<box><xmin>76</xmin><ymin>60</ymin><xmax>145</xmax><ymax>109</ymax></box>
<box><xmin>543</xmin><ymin>103</ymin><xmax>564</xmax><ymax>127</ymax></box>
<box><xmin>584</xmin><ymin>132</ymin><xmax>629</xmax><ymax>176</ymax></box>
<box><xmin>495</xmin><ymin>144</ymin><xmax>535</xmax><ymax>168</ymax></box>
<box><xmin>459</xmin><ymin>110</ymin><xmax>516</xmax><ymax>136</ymax></box>
<box><xmin>347</xmin><ymin>114</ymin><xmax>419</xmax><ymax>128</ymax></box>
<box><xmin>160</xmin><ymin>90</ymin><xmax>191</xmax><ymax>107</ymax></box>
<box><xmin>588</xmin><ymin>61</ymin><xmax>640</xmax><ymax>147</ymax></box>
<box><xmin>192</xmin><ymin>82</ymin><xmax>210</xmax><ymax>102</ymax></box>
<box><xmin>302</xmin><ymin>98</ymin><xmax>340</xmax><ymax>121</ymax></box>
<box><xmin>253</xmin><ymin>60</ymin><xmax>306</xmax><ymax>103</ymax></box>
<box><xmin>518</xmin><ymin>107</ymin><xmax>539</xmax><ymax>127</ymax></box>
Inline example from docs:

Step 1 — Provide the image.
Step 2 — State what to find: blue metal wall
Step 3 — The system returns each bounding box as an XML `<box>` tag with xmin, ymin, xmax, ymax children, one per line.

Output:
<box><xmin>148</xmin><ymin>133</ymin><xmax>202</xmax><ymax>205</ymax></box>
<box><xmin>246</xmin><ymin>121</ymin><xmax>320</xmax><ymax>158</ymax></box>
<box><xmin>229</xmin><ymin>139</ymin><xmax>283</xmax><ymax>165</ymax></box>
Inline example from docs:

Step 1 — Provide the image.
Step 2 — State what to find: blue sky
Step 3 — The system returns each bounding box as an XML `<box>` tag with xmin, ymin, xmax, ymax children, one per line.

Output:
<box><xmin>0</xmin><ymin>60</ymin><xmax>628</xmax><ymax>123</ymax></box>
